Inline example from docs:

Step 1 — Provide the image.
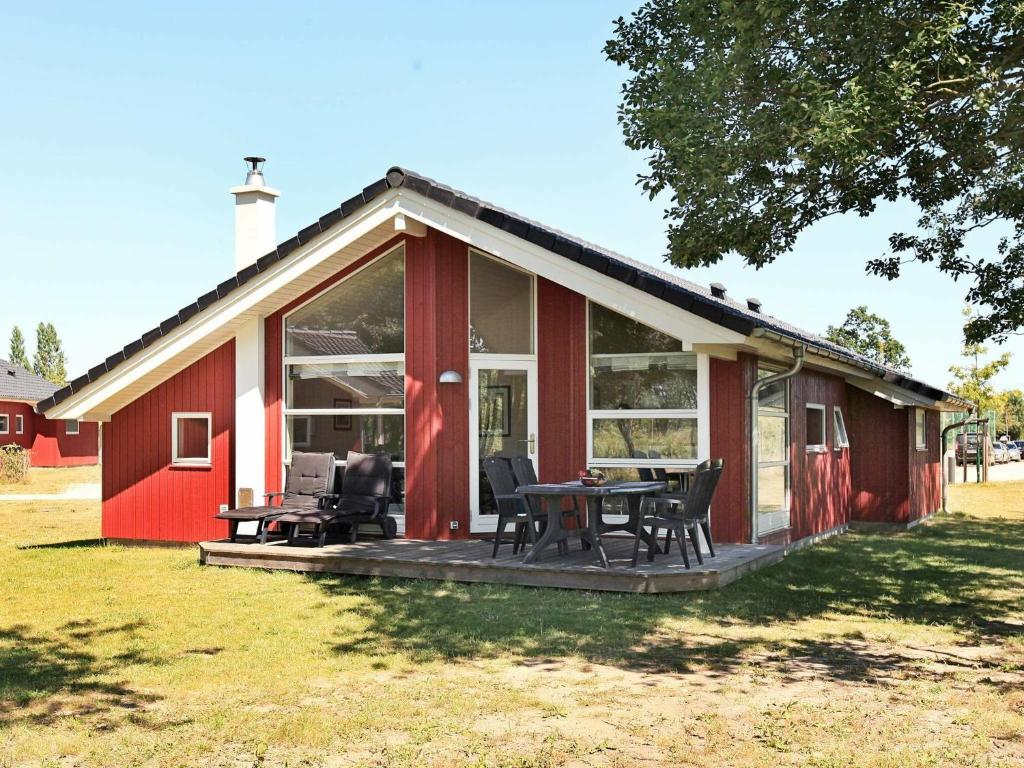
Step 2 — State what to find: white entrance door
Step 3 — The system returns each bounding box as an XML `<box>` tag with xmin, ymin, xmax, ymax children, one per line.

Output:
<box><xmin>469</xmin><ymin>360</ymin><xmax>538</xmax><ymax>533</ymax></box>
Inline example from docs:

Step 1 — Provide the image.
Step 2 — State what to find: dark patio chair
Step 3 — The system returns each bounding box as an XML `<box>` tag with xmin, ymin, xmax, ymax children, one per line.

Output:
<box><xmin>631</xmin><ymin>458</ymin><xmax>723</xmax><ymax>568</ymax></box>
<box><xmin>214</xmin><ymin>451</ymin><xmax>336</xmax><ymax>543</ymax></box>
<box><xmin>509</xmin><ymin>455</ymin><xmax>585</xmax><ymax>553</ymax></box>
<box><xmin>483</xmin><ymin>456</ymin><xmax>538</xmax><ymax>558</ymax></box>
<box><xmin>273</xmin><ymin>451</ymin><xmax>395</xmax><ymax>547</ymax></box>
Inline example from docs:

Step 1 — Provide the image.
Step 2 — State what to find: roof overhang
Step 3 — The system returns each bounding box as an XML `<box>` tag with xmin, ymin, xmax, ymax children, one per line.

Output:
<box><xmin>43</xmin><ymin>189</ymin><xmax>744</xmax><ymax>421</ymax></box>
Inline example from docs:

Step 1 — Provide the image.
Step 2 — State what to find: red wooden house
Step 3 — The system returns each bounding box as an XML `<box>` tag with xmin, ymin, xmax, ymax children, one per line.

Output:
<box><xmin>37</xmin><ymin>161</ymin><xmax>967</xmax><ymax>544</ymax></box>
<box><xmin>1</xmin><ymin>359</ymin><xmax>99</xmax><ymax>467</ymax></box>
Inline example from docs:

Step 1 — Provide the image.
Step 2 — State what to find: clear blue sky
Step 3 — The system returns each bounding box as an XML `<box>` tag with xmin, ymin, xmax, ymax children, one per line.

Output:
<box><xmin>2</xmin><ymin>1</ymin><xmax>1020</xmax><ymax>391</ymax></box>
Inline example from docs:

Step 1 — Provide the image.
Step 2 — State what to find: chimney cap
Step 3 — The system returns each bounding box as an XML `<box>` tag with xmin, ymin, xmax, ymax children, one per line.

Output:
<box><xmin>710</xmin><ymin>282</ymin><xmax>727</xmax><ymax>299</ymax></box>
<box><xmin>747</xmin><ymin>297</ymin><xmax>763</xmax><ymax>312</ymax></box>
<box><xmin>231</xmin><ymin>155</ymin><xmax>280</xmax><ymax>198</ymax></box>
<box><xmin>242</xmin><ymin>156</ymin><xmax>269</xmax><ymax>187</ymax></box>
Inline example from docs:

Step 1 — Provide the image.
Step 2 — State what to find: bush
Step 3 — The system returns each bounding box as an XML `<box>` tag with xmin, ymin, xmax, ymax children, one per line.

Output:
<box><xmin>0</xmin><ymin>444</ymin><xmax>29</xmax><ymax>484</ymax></box>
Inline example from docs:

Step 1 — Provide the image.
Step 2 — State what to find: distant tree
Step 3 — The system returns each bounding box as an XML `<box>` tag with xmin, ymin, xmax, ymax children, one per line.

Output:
<box><xmin>605</xmin><ymin>1</ymin><xmax>1024</xmax><ymax>343</ymax></box>
<box><xmin>999</xmin><ymin>389</ymin><xmax>1024</xmax><ymax>440</ymax></box>
<box><xmin>825</xmin><ymin>306</ymin><xmax>911</xmax><ymax>371</ymax></box>
<box><xmin>32</xmin><ymin>322</ymin><xmax>67</xmax><ymax>386</ymax></box>
<box><xmin>949</xmin><ymin>311</ymin><xmax>1011</xmax><ymax>416</ymax></box>
<box><xmin>8</xmin><ymin>326</ymin><xmax>30</xmax><ymax>370</ymax></box>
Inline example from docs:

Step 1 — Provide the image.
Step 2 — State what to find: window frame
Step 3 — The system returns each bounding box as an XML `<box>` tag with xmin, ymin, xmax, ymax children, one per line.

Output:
<box><xmin>170</xmin><ymin>412</ymin><xmax>212</xmax><ymax>467</ymax></box>
<box><xmin>915</xmin><ymin>408</ymin><xmax>928</xmax><ymax>451</ymax></box>
<box><xmin>756</xmin><ymin>364</ymin><xmax>791</xmax><ymax>535</ymax></box>
<box><xmin>833</xmin><ymin>406</ymin><xmax>849</xmax><ymax>450</ymax></box>
<box><xmin>585</xmin><ymin>300</ymin><xmax>708</xmax><ymax>471</ymax></box>
<box><xmin>0</xmin><ymin>414</ymin><xmax>8</xmax><ymax>434</ymax></box>
<box><xmin>805</xmin><ymin>403</ymin><xmax>827</xmax><ymax>453</ymax></box>
<box><xmin>15</xmin><ymin>414</ymin><xmax>24</xmax><ymax>434</ymax></box>
<box><xmin>280</xmin><ymin>242</ymin><xmax>407</xmax><ymax>519</ymax></box>
<box><xmin>64</xmin><ymin>419</ymin><xmax>80</xmax><ymax>435</ymax></box>
<box><xmin>468</xmin><ymin>248</ymin><xmax>537</xmax><ymax>358</ymax></box>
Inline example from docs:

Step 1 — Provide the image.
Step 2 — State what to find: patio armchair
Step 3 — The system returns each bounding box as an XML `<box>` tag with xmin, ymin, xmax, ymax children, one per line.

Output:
<box><xmin>509</xmin><ymin>455</ymin><xmax>585</xmax><ymax>553</ymax></box>
<box><xmin>272</xmin><ymin>451</ymin><xmax>395</xmax><ymax>547</ymax></box>
<box><xmin>213</xmin><ymin>451</ymin><xmax>336</xmax><ymax>543</ymax></box>
<box><xmin>630</xmin><ymin>458</ymin><xmax>723</xmax><ymax>569</ymax></box>
<box><xmin>483</xmin><ymin>456</ymin><xmax>538</xmax><ymax>558</ymax></box>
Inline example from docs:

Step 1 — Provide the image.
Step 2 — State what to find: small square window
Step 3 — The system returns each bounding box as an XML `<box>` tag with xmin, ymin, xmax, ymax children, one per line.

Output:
<box><xmin>806</xmin><ymin>404</ymin><xmax>826</xmax><ymax>452</ymax></box>
<box><xmin>15</xmin><ymin>415</ymin><xmax>24</xmax><ymax>434</ymax></box>
<box><xmin>0</xmin><ymin>414</ymin><xmax>8</xmax><ymax>434</ymax></box>
<box><xmin>171</xmin><ymin>412</ymin><xmax>211</xmax><ymax>466</ymax></box>
<box><xmin>833</xmin><ymin>407</ymin><xmax>849</xmax><ymax>449</ymax></box>
<box><xmin>64</xmin><ymin>419</ymin><xmax>80</xmax><ymax>435</ymax></box>
<box><xmin>915</xmin><ymin>409</ymin><xmax>928</xmax><ymax>450</ymax></box>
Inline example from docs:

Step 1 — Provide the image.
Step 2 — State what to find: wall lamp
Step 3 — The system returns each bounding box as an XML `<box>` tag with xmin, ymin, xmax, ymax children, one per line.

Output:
<box><xmin>438</xmin><ymin>370</ymin><xmax>463</xmax><ymax>384</ymax></box>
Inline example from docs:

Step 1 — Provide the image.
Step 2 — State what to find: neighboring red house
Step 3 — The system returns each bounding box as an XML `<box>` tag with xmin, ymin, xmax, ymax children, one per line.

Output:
<box><xmin>1</xmin><ymin>359</ymin><xmax>99</xmax><ymax>467</ymax></box>
<box><xmin>37</xmin><ymin>162</ymin><xmax>967</xmax><ymax>544</ymax></box>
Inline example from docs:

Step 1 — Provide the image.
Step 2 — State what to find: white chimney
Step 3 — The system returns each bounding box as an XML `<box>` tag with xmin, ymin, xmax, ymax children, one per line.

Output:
<box><xmin>230</xmin><ymin>156</ymin><xmax>280</xmax><ymax>271</ymax></box>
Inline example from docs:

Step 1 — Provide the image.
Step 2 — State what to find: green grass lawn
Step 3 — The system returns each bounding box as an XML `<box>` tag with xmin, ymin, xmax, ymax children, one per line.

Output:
<box><xmin>0</xmin><ymin>487</ymin><xmax>1022</xmax><ymax>767</ymax></box>
<box><xmin>0</xmin><ymin>464</ymin><xmax>100</xmax><ymax>495</ymax></box>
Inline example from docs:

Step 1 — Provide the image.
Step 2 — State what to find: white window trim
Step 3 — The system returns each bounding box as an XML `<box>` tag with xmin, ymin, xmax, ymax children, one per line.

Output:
<box><xmin>915</xmin><ymin>408</ymin><xmax>928</xmax><ymax>451</ymax></box>
<box><xmin>65</xmin><ymin>419</ymin><xmax>80</xmax><ymax>435</ymax></box>
<box><xmin>15</xmin><ymin>415</ymin><xmax>24</xmax><ymax>434</ymax></box>
<box><xmin>756</xmin><ymin>365</ymin><xmax>791</xmax><ymax>535</ymax></box>
<box><xmin>833</xmin><ymin>406</ymin><xmax>849</xmax><ymax>450</ymax></box>
<box><xmin>468</xmin><ymin>247</ymin><xmax>538</xmax><ymax>358</ymax></box>
<box><xmin>584</xmin><ymin>300</ymin><xmax>708</xmax><ymax>468</ymax></box>
<box><xmin>805</xmin><ymin>403</ymin><xmax>827</xmax><ymax>453</ymax></box>
<box><xmin>280</xmin><ymin>243</ymin><xmax>407</xmax><ymax>520</ymax></box>
<box><xmin>0</xmin><ymin>414</ymin><xmax>7</xmax><ymax>434</ymax></box>
<box><xmin>171</xmin><ymin>412</ymin><xmax>212</xmax><ymax>466</ymax></box>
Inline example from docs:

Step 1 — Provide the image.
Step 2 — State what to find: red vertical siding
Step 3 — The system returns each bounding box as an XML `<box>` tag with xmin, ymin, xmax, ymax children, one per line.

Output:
<box><xmin>537</xmin><ymin>279</ymin><xmax>587</xmax><ymax>487</ymax></box>
<box><xmin>28</xmin><ymin>413</ymin><xmax>99</xmax><ymax>467</ymax></box>
<box><xmin>847</xmin><ymin>387</ymin><xmax>911</xmax><ymax>523</ymax></box>
<box><xmin>404</xmin><ymin>228</ymin><xmax>470</xmax><ymax>539</ymax></box>
<box><xmin>788</xmin><ymin>367</ymin><xmax>851</xmax><ymax>540</ymax></box>
<box><xmin>1</xmin><ymin>401</ymin><xmax>36</xmax><ymax>452</ymax></box>
<box><xmin>709</xmin><ymin>354</ymin><xmax>755</xmax><ymax>543</ymax></box>
<box><xmin>101</xmin><ymin>341</ymin><xmax>235</xmax><ymax>543</ymax></box>
<box><xmin>908</xmin><ymin>408</ymin><xmax>941</xmax><ymax>521</ymax></box>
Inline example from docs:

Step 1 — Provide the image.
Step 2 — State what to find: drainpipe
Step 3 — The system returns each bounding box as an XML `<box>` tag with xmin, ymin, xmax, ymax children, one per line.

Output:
<box><xmin>941</xmin><ymin>412</ymin><xmax>977</xmax><ymax>514</ymax></box>
<box><xmin>748</xmin><ymin>344</ymin><xmax>805</xmax><ymax>544</ymax></box>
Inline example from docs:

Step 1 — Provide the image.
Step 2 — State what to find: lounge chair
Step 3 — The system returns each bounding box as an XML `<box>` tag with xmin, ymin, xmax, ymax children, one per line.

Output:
<box><xmin>214</xmin><ymin>451</ymin><xmax>336</xmax><ymax>543</ymax></box>
<box><xmin>630</xmin><ymin>458</ymin><xmax>723</xmax><ymax>568</ymax></box>
<box><xmin>272</xmin><ymin>451</ymin><xmax>395</xmax><ymax>546</ymax></box>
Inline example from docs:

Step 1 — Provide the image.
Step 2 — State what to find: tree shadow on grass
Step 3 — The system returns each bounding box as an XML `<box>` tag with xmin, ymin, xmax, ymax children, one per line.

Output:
<box><xmin>307</xmin><ymin>517</ymin><xmax>1024</xmax><ymax>685</ymax></box>
<box><xmin>0</xmin><ymin>618</ymin><xmax>170</xmax><ymax>728</ymax></box>
<box><xmin>17</xmin><ymin>538</ymin><xmax>108</xmax><ymax>550</ymax></box>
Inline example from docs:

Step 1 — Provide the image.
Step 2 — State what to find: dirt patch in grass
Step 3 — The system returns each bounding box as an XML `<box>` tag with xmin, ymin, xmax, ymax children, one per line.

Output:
<box><xmin>0</xmin><ymin>492</ymin><xmax>1021</xmax><ymax>767</ymax></box>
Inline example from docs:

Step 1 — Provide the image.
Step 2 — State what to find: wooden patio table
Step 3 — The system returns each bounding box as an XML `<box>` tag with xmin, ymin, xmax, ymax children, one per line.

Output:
<box><xmin>515</xmin><ymin>480</ymin><xmax>668</xmax><ymax>568</ymax></box>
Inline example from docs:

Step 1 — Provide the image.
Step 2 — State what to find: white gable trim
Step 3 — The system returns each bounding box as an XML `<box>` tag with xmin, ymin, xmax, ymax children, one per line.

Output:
<box><xmin>47</xmin><ymin>190</ymin><xmax>404</xmax><ymax>420</ymax></box>
<box><xmin>47</xmin><ymin>187</ymin><xmax>745</xmax><ymax>420</ymax></box>
<box><xmin>395</xmin><ymin>192</ymin><xmax>745</xmax><ymax>348</ymax></box>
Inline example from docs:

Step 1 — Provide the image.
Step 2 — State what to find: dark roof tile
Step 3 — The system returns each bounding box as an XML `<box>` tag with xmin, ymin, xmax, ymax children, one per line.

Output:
<box><xmin>197</xmin><ymin>289</ymin><xmax>219</xmax><ymax>311</ymax></box>
<box><xmin>159</xmin><ymin>315</ymin><xmax>181</xmax><ymax>335</ymax></box>
<box><xmin>88</xmin><ymin>362</ymin><xmax>108</xmax><ymax>380</ymax></box>
<box><xmin>362</xmin><ymin>178</ymin><xmax>389</xmax><ymax>201</ymax></box>
<box><xmin>69</xmin><ymin>374</ymin><xmax>90</xmax><ymax>393</ymax></box>
<box><xmin>318</xmin><ymin>206</ymin><xmax>344</xmax><ymax>231</ymax></box>
<box><xmin>237</xmin><ymin>262</ymin><xmax>260</xmax><ymax>284</ymax></box>
<box><xmin>178</xmin><ymin>302</ymin><xmax>200</xmax><ymax>323</ymax></box>
<box><xmin>276</xmin><ymin>236</ymin><xmax>300</xmax><ymax>261</ymax></box>
<box><xmin>340</xmin><ymin>193</ymin><xmax>364</xmax><ymax>217</ymax></box>
<box><xmin>296</xmin><ymin>221</ymin><xmax>322</xmax><ymax>245</ymax></box>
<box><xmin>140</xmin><ymin>327</ymin><xmax>163</xmax><ymax>348</ymax></box>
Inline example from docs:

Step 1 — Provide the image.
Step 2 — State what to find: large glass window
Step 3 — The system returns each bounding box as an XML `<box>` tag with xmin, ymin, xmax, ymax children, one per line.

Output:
<box><xmin>915</xmin><ymin>408</ymin><xmax>928</xmax><ymax>450</ymax></box>
<box><xmin>469</xmin><ymin>250</ymin><xmax>534</xmax><ymax>354</ymax></box>
<box><xmin>757</xmin><ymin>365</ymin><xmax>790</xmax><ymax>535</ymax></box>
<box><xmin>283</xmin><ymin>245</ymin><xmax>406</xmax><ymax>516</ymax></box>
<box><xmin>285</xmin><ymin>246</ymin><xmax>404</xmax><ymax>357</ymax></box>
<box><xmin>587</xmin><ymin>303</ymin><xmax>701</xmax><ymax>474</ymax></box>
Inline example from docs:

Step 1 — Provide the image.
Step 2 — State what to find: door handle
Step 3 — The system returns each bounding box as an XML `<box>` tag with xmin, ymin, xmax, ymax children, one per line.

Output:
<box><xmin>518</xmin><ymin>433</ymin><xmax>536</xmax><ymax>454</ymax></box>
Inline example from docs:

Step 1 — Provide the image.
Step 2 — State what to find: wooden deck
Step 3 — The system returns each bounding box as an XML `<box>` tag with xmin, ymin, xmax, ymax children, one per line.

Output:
<box><xmin>198</xmin><ymin>536</ymin><xmax>785</xmax><ymax>593</ymax></box>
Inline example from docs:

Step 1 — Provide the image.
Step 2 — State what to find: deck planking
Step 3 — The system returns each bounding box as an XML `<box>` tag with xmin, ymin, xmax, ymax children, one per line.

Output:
<box><xmin>198</xmin><ymin>535</ymin><xmax>785</xmax><ymax>593</ymax></box>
